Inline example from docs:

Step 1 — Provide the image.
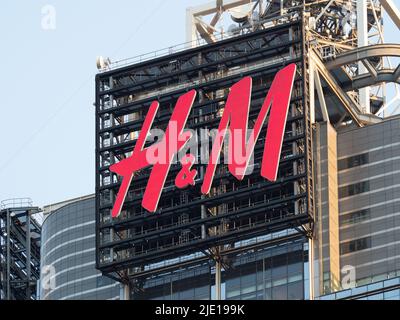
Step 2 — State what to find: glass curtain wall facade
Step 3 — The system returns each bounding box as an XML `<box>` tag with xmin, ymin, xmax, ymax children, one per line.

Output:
<box><xmin>132</xmin><ymin>235</ymin><xmax>309</xmax><ymax>300</ymax></box>
<box><xmin>223</xmin><ymin>238</ymin><xmax>308</xmax><ymax>300</ymax></box>
<box><xmin>336</xmin><ymin>118</ymin><xmax>400</xmax><ymax>287</ymax></box>
<box><xmin>313</xmin><ymin>117</ymin><xmax>400</xmax><ymax>298</ymax></box>
<box><xmin>39</xmin><ymin>196</ymin><xmax>121</xmax><ymax>300</ymax></box>
<box><xmin>318</xmin><ymin>276</ymin><xmax>400</xmax><ymax>300</ymax></box>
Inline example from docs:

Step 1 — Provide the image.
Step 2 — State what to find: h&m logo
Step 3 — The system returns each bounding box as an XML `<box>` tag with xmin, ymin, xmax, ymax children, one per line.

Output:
<box><xmin>110</xmin><ymin>64</ymin><xmax>297</xmax><ymax>217</ymax></box>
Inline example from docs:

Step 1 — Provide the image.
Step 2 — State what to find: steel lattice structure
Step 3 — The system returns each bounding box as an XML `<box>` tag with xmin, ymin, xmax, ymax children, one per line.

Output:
<box><xmin>0</xmin><ymin>199</ymin><xmax>41</xmax><ymax>300</ymax></box>
<box><xmin>95</xmin><ymin>0</ymin><xmax>400</xmax><ymax>299</ymax></box>
<box><xmin>96</xmin><ymin>18</ymin><xmax>311</xmax><ymax>279</ymax></box>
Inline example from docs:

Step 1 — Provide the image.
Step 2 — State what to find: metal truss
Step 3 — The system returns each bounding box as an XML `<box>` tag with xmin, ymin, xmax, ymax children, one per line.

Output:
<box><xmin>186</xmin><ymin>0</ymin><xmax>400</xmax><ymax>118</ymax></box>
<box><xmin>325</xmin><ymin>44</ymin><xmax>400</xmax><ymax>116</ymax></box>
<box><xmin>130</xmin><ymin>232</ymin><xmax>306</xmax><ymax>299</ymax></box>
<box><xmin>0</xmin><ymin>199</ymin><xmax>41</xmax><ymax>300</ymax></box>
<box><xmin>308</xmin><ymin>42</ymin><xmax>400</xmax><ymax>128</ymax></box>
<box><xmin>186</xmin><ymin>0</ymin><xmax>304</xmax><ymax>45</ymax></box>
<box><xmin>95</xmin><ymin>20</ymin><xmax>312</xmax><ymax>281</ymax></box>
<box><xmin>305</xmin><ymin>0</ymin><xmax>400</xmax><ymax>117</ymax></box>
<box><xmin>94</xmin><ymin>0</ymin><xmax>400</xmax><ymax>291</ymax></box>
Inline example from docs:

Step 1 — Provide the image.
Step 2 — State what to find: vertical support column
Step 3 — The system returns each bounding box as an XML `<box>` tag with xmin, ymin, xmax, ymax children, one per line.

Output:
<box><xmin>186</xmin><ymin>8</ymin><xmax>197</xmax><ymax>46</ymax></box>
<box><xmin>313</xmin><ymin>123</ymin><xmax>322</xmax><ymax>299</ymax></box>
<box><xmin>109</xmin><ymin>75</ymin><xmax>115</xmax><ymax>259</ymax></box>
<box><xmin>308</xmin><ymin>238</ymin><xmax>315</xmax><ymax>300</ymax></box>
<box><xmin>198</xmin><ymin>52</ymin><xmax>207</xmax><ymax>240</ymax></box>
<box><xmin>292</xmin><ymin>116</ymin><xmax>299</xmax><ymax>216</ymax></box>
<box><xmin>122</xmin><ymin>283</ymin><xmax>130</xmax><ymax>300</ymax></box>
<box><xmin>326</xmin><ymin>124</ymin><xmax>340</xmax><ymax>293</ymax></box>
<box><xmin>289</xmin><ymin>26</ymin><xmax>295</xmax><ymax>59</ymax></box>
<box><xmin>291</xmin><ymin>26</ymin><xmax>301</xmax><ymax>216</ymax></box>
<box><xmin>308</xmin><ymin>51</ymin><xmax>316</xmax><ymax>302</ymax></box>
<box><xmin>259</xmin><ymin>0</ymin><xmax>263</xmax><ymax>16</ymax></box>
<box><xmin>0</xmin><ymin>214</ymin><xmax>3</xmax><ymax>300</ymax></box>
<box><xmin>201</xmin><ymin>203</ymin><xmax>207</xmax><ymax>239</ymax></box>
<box><xmin>109</xmin><ymin>76</ymin><xmax>115</xmax><ymax>153</ymax></box>
<box><xmin>6</xmin><ymin>209</ymin><xmax>10</xmax><ymax>300</ymax></box>
<box><xmin>313</xmin><ymin>123</ymin><xmax>340</xmax><ymax>296</ymax></box>
<box><xmin>309</xmin><ymin>59</ymin><xmax>316</xmax><ymax>124</ymax></box>
<box><xmin>26</xmin><ymin>212</ymin><xmax>31</xmax><ymax>300</ymax></box>
<box><xmin>215</xmin><ymin>260</ymin><xmax>222</xmax><ymax>300</ymax></box>
<box><xmin>357</xmin><ymin>0</ymin><xmax>370</xmax><ymax>113</ymax></box>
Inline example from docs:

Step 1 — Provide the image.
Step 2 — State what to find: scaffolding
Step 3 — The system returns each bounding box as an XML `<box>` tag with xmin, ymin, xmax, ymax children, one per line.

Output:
<box><xmin>0</xmin><ymin>199</ymin><xmax>41</xmax><ymax>300</ymax></box>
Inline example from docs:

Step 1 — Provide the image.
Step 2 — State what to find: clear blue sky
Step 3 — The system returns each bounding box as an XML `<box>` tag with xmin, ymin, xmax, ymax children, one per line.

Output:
<box><xmin>0</xmin><ymin>1</ymin><xmax>398</xmax><ymax>208</ymax></box>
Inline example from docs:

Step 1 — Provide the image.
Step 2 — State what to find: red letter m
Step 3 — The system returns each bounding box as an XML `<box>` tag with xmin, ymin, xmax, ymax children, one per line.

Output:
<box><xmin>201</xmin><ymin>63</ymin><xmax>297</xmax><ymax>195</ymax></box>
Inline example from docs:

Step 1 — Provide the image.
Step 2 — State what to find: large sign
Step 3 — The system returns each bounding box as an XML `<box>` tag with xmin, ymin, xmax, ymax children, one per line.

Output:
<box><xmin>110</xmin><ymin>64</ymin><xmax>297</xmax><ymax>218</ymax></box>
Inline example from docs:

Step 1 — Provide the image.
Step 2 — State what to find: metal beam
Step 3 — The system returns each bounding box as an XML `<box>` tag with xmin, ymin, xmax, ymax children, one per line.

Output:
<box><xmin>312</xmin><ymin>52</ymin><xmax>364</xmax><ymax>126</ymax></box>
<box><xmin>190</xmin><ymin>0</ymin><xmax>251</xmax><ymax>17</ymax></box>
<box><xmin>362</xmin><ymin>59</ymin><xmax>378</xmax><ymax>79</ymax></box>
<box><xmin>314</xmin><ymin>70</ymin><xmax>330</xmax><ymax>122</ymax></box>
<box><xmin>309</xmin><ymin>59</ymin><xmax>316</xmax><ymax>124</ymax></box>
<box><xmin>195</xmin><ymin>19</ymin><xmax>218</xmax><ymax>44</ymax></box>
<box><xmin>335</xmin><ymin>113</ymin><xmax>349</xmax><ymax>128</ymax></box>
<box><xmin>26</xmin><ymin>213</ymin><xmax>31</xmax><ymax>300</ymax></box>
<box><xmin>380</xmin><ymin>0</ymin><xmax>400</xmax><ymax>29</ymax></box>
<box><xmin>186</xmin><ymin>0</ymin><xmax>252</xmax><ymax>43</ymax></box>
<box><xmin>351</xmin><ymin>70</ymin><xmax>400</xmax><ymax>89</ymax></box>
<box><xmin>357</xmin><ymin>0</ymin><xmax>370</xmax><ymax>113</ymax></box>
<box><xmin>0</xmin><ymin>204</ymin><xmax>41</xmax><ymax>300</ymax></box>
<box><xmin>394</xmin><ymin>64</ymin><xmax>400</xmax><ymax>81</ymax></box>
<box><xmin>6</xmin><ymin>210</ymin><xmax>10</xmax><ymax>300</ymax></box>
<box><xmin>325</xmin><ymin>44</ymin><xmax>400</xmax><ymax>70</ymax></box>
<box><xmin>122</xmin><ymin>283</ymin><xmax>130</xmax><ymax>300</ymax></box>
<box><xmin>215</xmin><ymin>260</ymin><xmax>222</xmax><ymax>300</ymax></box>
<box><xmin>315</xmin><ymin>0</ymin><xmax>335</xmax><ymax>24</ymax></box>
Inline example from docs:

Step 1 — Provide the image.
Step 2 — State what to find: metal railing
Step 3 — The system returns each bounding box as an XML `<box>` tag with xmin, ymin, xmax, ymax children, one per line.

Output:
<box><xmin>0</xmin><ymin>198</ymin><xmax>33</xmax><ymax>210</ymax></box>
<box><xmin>101</xmin><ymin>13</ymin><xmax>301</xmax><ymax>72</ymax></box>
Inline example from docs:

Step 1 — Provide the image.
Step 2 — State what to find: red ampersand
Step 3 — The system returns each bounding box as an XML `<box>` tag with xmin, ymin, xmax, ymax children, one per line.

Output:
<box><xmin>175</xmin><ymin>154</ymin><xmax>198</xmax><ymax>189</ymax></box>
